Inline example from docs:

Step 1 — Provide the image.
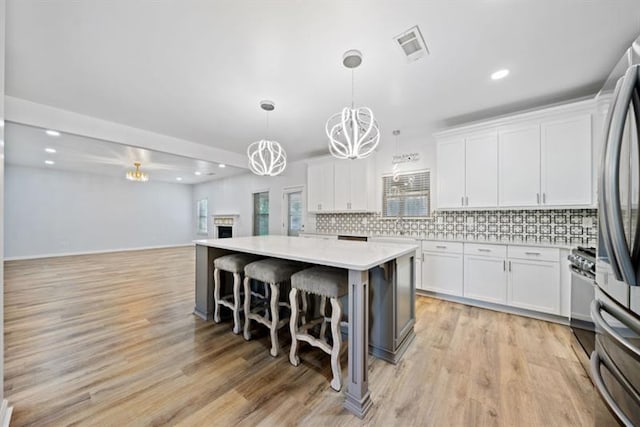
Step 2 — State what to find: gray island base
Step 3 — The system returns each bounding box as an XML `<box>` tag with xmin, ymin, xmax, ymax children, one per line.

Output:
<box><xmin>193</xmin><ymin>235</ymin><xmax>417</xmax><ymax>418</ymax></box>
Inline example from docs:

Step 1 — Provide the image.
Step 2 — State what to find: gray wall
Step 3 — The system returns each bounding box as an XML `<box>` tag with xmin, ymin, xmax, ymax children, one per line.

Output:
<box><xmin>5</xmin><ymin>164</ymin><xmax>194</xmax><ymax>259</ymax></box>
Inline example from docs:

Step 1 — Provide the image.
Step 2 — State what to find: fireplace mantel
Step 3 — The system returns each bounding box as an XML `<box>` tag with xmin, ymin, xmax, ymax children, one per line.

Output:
<box><xmin>211</xmin><ymin>214</ymin><xmax>239</xmax><ymax>238</ymax></box>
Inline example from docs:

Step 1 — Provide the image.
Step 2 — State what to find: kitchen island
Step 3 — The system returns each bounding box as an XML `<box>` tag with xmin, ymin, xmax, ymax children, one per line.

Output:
<box><xmin>193</xmin><ymin>235</ymin><xmax>417</xmax><ymax>418</ymax></box>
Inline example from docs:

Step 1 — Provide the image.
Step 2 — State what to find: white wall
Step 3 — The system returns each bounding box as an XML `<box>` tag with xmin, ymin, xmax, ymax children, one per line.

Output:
<box><xmin>192</xmin><ymin>138</ymin><xmax>437</xmax><ymax>237</ymax></box>
<box><xmin>193</xmin><ymin>161</ymin><xmax>307</xmax><ymax>237</ymax></box>
<box><xmin>1</xmin><ymin>0</ymin><xmax>6</xmax><ymax>406</ymax></box>
<box><xmin>5</xmin><ymin>165</ymin><xmax>194</xmax><ymax>259</ymax></box>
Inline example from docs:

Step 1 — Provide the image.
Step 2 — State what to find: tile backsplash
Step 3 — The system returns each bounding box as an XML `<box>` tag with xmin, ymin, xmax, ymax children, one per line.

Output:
<box><xmin>314</xmin><ymin>209</ymin><xmax>598</xmax><ymax>246</ymax></box>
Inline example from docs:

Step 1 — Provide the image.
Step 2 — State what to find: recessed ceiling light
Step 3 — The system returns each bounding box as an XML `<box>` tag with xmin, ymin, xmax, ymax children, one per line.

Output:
<box><xmin>194</xmin><ymin>171</ymin><xmax>202</xmax><ymax>176</ymax></box>
<box><xmin>44</xmin><ymin>160</ymin><xmax>55</xmax><ymax>165</ymax></box>
<box><xmin>45</xmin><ymin>147</ymin><xmax>57</xmax><ymax>154</ymax></box>
<box><xmin>491</xmin><ymin>69</ymin><xmax>510</xmax><ymax>80</ymax></box>
<box><xmin>219</xmin><ymin>164</ymin><xmax>226</xmax><ymax>168</ymax></box>
<box><xmin>176</xmin><ymin>177</ymin><xmax>183</xmax><ymax>181</ymax></box>
<box><xmin>45</xmin><ymin>129</ymin><xmax>61</xmax><ymax>137</ymax></box>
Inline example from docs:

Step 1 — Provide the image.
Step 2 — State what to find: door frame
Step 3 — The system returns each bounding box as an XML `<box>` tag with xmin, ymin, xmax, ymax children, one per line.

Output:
<box><xmin>282</xmin><ymin>185</ymin><xmax>306</xmax><ymax>236</ymax></box>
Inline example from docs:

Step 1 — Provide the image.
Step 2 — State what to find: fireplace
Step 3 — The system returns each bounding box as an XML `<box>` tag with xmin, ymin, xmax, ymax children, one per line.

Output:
<box><xmin>217</xmin><ymin>226</ymin><xmax>233</xmax><ymax>239</ymax></box>
<box><xmin>212</xmin><ymin>214</ymin><xmax>239</xmax><ymax>239</ymax></box>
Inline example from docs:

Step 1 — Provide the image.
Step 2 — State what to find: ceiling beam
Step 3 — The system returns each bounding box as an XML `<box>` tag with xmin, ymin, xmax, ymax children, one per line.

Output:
<box><xmin>4</xmin><ymin>96</ymin><xmax>248</xmax><ymax>169</ymax></box>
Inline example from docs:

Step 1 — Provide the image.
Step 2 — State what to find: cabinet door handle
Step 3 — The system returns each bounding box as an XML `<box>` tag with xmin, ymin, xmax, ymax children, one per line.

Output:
<box><xmin>436</xmin><ymin>245</ymin><xmax>447</xmax><ymax>249</ymax></box>
<box><xmin>465</xmin><ymin>196</ymin><xmax>469</xmax><ymax>206</ymax></box>
<box><xmin>542</xmin><ymin>193</ymin><xmax>546</xmax><ymax>204</ymax></box>
<box><xmin>525</xmin><ymin>251</ymin><xmax>541</xmax><ymax>256</ymax></box>
<box><xmin>503</xmin><ymin>260</ymin><xmax>506</xmax><ymax>271</ymax></box>
<box><xmin>509</xmin><ymin>261</ymin><xmax>512</xmax><ymax>272</ymax></box>
<box><xmin>536</xmin><ymin>193</ymin><xmax>540</xmax><ymax>204</ymax></box>
<box><xmin>478</xmin><ymin>248</ymin><xmax>491</xmax><ymax>252</ymax></box>
<box><xmin>461</xmin><ymin>196</ymin><xmax>464</xmax><ymax>206</ymax></box>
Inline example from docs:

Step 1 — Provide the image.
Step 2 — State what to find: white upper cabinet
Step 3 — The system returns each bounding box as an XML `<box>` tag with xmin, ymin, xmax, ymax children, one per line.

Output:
<box><xmin>541</xmin><ymin>114</ymin><xmax>592</xmax><ymax>206</ymax></box>
<box><xmin>435</xmin><ymin>99</ymin><xmax>595</xmax><ymax>210</ymax></box>
<box><xmin>348</xmin><ymin>159</ymin><xmax>370</xmax><ymax>211</ymax></box>
<box><xmin>436</xmin><ymin>138</ymin><xmax>466</xmax><ymax>209</ymax></box>
<box><xmin>307</xmin><ymin>156</ymin><xmax>374</xmax><ymax>213</ymax></box>
<box><xmin>307</xmin><ymin>161</ymin><xmax>334</xmax><ymax>212</ymax></box>
<box><xmin>333</xmin><ymin>161</ymin><xmax>351</xmax><ymax>211</ymax></box>
<box><xmin>498</xmin><ymin>124</ymin><xmax>541</xmax><ymax>207</ymax></box>
<box><xmin>465</xmin><ymin>132</ymin><xmax>498</xmax><ymax>208</ymax></box>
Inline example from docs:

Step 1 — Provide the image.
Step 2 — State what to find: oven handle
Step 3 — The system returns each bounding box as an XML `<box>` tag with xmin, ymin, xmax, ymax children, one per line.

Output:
<box><xmin>591</xmin><ymin>299</ymin><xmax>640</xmax><ymax>359</ymax></box>
<box><xmin>600</xmin><ymin>77</ymin><xmax>625</xmax><ymax>282</ymax></box>
<box><xmin>590</xmin><ymin>351</ymin><xmax>635</xmax><ymax>427</ymax></box>
<box><xmin>605</xmin><ymin>65</ymin><xmax>640</xmax><ymax>285</ymax></box>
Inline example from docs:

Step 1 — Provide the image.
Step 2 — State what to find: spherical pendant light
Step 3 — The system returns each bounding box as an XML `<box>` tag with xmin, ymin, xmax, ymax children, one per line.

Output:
<box><xmin>247</xmin><ymin>100</ymin><xmax>287</xmax><ymax>176</ymax></box>
<box><xmin>326</xmin><ymin>50</ymin><xmax>380</xmax><ymax>160</ymax></box>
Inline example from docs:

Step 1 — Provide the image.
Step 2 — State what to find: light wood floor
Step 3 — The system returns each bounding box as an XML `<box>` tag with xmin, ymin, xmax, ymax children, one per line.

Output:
<box><xmin>4</xmin><ymin>246</ymin><xmax>617</xmax><ymax>426</ymax></box>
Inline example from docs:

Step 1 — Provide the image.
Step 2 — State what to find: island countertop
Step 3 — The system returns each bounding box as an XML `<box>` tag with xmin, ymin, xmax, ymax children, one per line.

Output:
<box><xmin>193</xmin><ymin>235</ymin><xmax>418</xmax><ymax>271</ymax></box>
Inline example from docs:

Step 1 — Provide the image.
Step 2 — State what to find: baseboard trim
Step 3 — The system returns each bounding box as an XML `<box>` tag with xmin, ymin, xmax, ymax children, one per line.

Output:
<box><xmin>416</xmin><ymin>289</ymin><xmax>569</xmax><ymax>325</ymax></box>
<box><xmin>0</xmin><ymin>399</ymin><xmax>12</xmax><ymax>427</ymax></box>
<box><xmin>4</xmin><ymin>243</ymin><xmax>195</xmax><ymax>261</ymax></box>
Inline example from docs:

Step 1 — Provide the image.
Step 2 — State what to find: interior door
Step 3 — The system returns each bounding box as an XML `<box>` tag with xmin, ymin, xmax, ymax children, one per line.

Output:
<box><xmin>285</xmin><ymin>190</ymin><xmax>303</xmax><ymax>236</ymax></box>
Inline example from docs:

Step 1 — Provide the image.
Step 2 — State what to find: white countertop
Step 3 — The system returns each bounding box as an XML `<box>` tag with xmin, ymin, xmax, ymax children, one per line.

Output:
<box><xmin>193</xmin><ymin>235</ymin><xmax>418</xmax><ymax>271</ymax></box>
<box><xmin>299</xmin><ymin>232</ymin><xmax>575</xmax><ymax>249</ymax></box>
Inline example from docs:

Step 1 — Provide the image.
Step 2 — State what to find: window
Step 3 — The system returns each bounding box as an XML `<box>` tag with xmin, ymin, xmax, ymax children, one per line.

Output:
<box><xmin>253</xmin><ymin>192</ymin><xmax>269</xmax><ymax>236</ymax></box>
<box><xmin>197</xmin><ymin>198</ymin><xmax>208</xmax><ymax>234</ymax></box>
<box><xmin>382</xmin><ymin>170</ymin><xmax>430</xmax><ymax>217</ymax></box>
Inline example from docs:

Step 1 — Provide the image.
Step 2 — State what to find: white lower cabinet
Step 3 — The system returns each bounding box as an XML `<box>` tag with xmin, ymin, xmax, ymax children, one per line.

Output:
<box><xmin>508</xmin><ymin>258</ymin><xmax>560</xmax><ymax>314</ymax></box>
<box><xmin>463</xmin><ymin>254</ymin><xmax>507</xmax><ymax>304</ymax></box>
<box><xmin>422</xmin><ymin>242</ymin><xmax>564</xmax><ymax>317</ymax></box>
<box><xmin>421</xmin><ymin>243</ymin><xmax>463</xmax><ymax>296</ymax></box>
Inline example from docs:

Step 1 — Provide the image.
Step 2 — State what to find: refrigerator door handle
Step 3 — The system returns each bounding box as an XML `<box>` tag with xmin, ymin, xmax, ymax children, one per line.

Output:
<box><xmin>630</xmin><ymin>86</ymin><xmax>640</xmax><ymax>271</ymax></box>
<box><xmin>591</xmin><ymin>299</ymin><xmax>640</xmax><ymax>360</ymax></box>
<box><xmin>606</xmin><ymin>65</ymin><xmax>640</xmax><ymax>285</ymax></box>
<box><xmin>600</xmin><ymin>77</ymin><xmax>626</xmax><ymax>281</ymax></box>
<box><xmin>590</xmin><ymin>351</ymin><xmax>636</xmax><ymax>427</ymax></box>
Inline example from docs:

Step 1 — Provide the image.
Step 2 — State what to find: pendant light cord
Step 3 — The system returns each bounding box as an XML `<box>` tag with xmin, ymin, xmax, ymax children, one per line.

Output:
<box><xmin>351</xmin><ymin>69</ymin><xmax>355</xmax><ymax>109</ymax></box>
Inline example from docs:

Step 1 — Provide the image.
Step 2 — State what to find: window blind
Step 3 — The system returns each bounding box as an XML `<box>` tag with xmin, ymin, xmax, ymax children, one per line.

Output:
<box><xmin>382</xmin><ymin>170</ymin><xmax>430</xmax><ymax>217</ymax></box>
<box><xmin>197</xmin><ymin>199</ymin><xmax>208</xmax><ymax>234</ymax></box>
<box><xmin>253</xmin><ymin>192</ymin><xmax>269</xmax><ymax>236</ymax></box>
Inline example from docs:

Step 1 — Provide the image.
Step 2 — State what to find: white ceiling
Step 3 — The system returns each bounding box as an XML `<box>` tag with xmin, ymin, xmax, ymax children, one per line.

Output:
<box><xmin>5</xmin><ymin>1</ymin><xmax>640</xmax><ymax>161</ymax></box>
<box><xmin>4</xmin><ymin>122</ymin><xmax>244</xmax><ymax>184</ymax></box>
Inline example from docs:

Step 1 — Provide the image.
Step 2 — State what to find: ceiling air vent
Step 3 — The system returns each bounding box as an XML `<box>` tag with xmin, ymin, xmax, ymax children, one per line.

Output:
<box><xmin>394</xmin><ymin>25</ymin><xmax>429</xmax><ymax>62</ymax></box>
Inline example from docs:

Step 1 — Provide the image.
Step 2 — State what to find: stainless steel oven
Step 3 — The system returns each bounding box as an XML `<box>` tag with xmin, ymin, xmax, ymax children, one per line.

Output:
<box><xmin>569</xmin><ymin>247</ymin><xmax>596</xmax><ymax>356</ymax></box>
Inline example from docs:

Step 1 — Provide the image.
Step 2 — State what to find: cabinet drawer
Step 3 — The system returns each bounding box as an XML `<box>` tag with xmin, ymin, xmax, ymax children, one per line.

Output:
<box><xmin>508</xmin><ymin>246</ymin><xmax>559</xmax><ymax>262</ymax></box>
<box><xmin>464</xmin><ymin>243</ymin><xmax>506</xmax><ymax>258</ymax></box>
<box><xmin>422</xmin><ymin>241</ymin><xmax>463</xmax><ymax>254</ymax></box>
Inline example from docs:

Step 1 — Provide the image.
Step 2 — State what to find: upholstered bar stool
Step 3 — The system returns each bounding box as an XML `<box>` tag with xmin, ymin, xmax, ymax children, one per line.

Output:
<box><xmin>289</xmin><ymin>266</ymin><xmax>348</xmax><ymax>391</ymax></box>
<box><xmin>243</xmin><ymin>258</ymin><xmax>306</xmax><ymax>357</ymax></box>
<box><xmin>213</xmin><ymin>253</ymin><xmax>261</xmax><ymax>334</ymax></box>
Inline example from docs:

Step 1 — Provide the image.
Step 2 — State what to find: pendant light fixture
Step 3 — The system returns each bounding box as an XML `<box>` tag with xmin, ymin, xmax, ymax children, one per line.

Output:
<box><xmin>247</xmin><ymin>100</ymin><xmax>287</xmax><ymax>176</ymax></box>
<box><xmin>326</xmin><ymin>50</ymin><xmax>380</xmax><ymax>160</ymax></box>
<box><xmin>126</xmin><ymin>161</ymin><xmax>149</xmax><ymax>182</ymax></box>
<box><xmin>392</xmin><ymin>129</ymin><xmax>401</xmax><ymax>182</ymax></box>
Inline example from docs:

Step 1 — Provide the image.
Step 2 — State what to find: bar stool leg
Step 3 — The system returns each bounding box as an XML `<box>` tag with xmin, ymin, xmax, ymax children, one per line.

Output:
<box><xmin>319</xmin><ymin>296</ymin><xmax>327</xmax><ymax>339</ymax></box>
<box><xmin>269</xmin><ymin>282</ymin><xmax>280</xmax><ymax>357</ymax></box>
<box><xmin>213</xmin><ymin>268</ymin><xmax>221</xmax><ymax>323</ymax></box>
<box><xmin>232</xmin><ymin>272</ymin><xmax>242</xmax><ymax>334</ymax></box>
<box><xmin>243</xmin><ymin>276</ymin><xmax>252</xmax><ymax>341</ymax></box>
<box><xmin>330</xmin><ymin>297</ymin><xmax>343</xmax><ymax>391</ymax></box>
<box><xmin>289</xmin><ymin>288</ymin><xmax>300</xmax><ymax>366</ymax></box>
<box><xmin>300</xmin><ymin>290</ymin><xmax>308</xmax><ymax>325</ymax></box>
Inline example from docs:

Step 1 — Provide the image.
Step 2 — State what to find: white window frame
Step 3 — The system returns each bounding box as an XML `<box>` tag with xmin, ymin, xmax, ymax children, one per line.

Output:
<box><xmin>196</xmin><ymin>198</ymin><xmax>208</xmax><ymax>235</ymax></box>
<box><xmin>381</xmin><ymin>169</ymin><xmax>431</xmax><ymax>218</ymax></box>
<box><xmin>281</xmin><ymin>185</ymin><xmax>306</xmax><ymax>236</ymax></box>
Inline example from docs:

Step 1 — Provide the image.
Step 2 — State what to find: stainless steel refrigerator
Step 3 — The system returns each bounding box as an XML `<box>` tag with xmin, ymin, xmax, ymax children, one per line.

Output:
<box><xmin>594</xmin><ymin>34</ymin><xmax>640</xmax><ymax>426</ymax></box>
